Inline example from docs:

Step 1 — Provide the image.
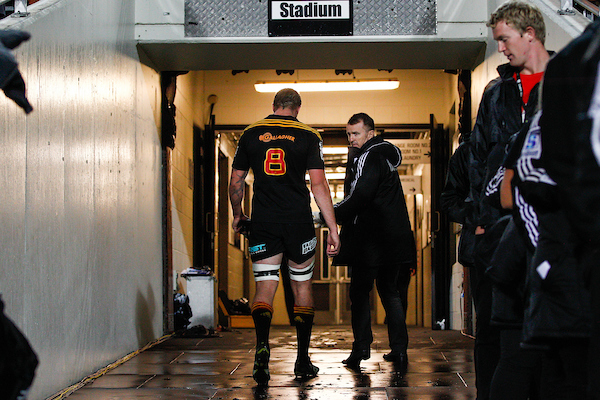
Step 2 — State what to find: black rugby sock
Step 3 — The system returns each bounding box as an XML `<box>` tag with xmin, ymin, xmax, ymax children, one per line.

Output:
<box><xmin>293</xmin><ymin>305</ymin><xmax>315</xmax><ymax>361</ymax></box>
<box><xmin>251</xmin><ymin>302</ymin><xmax>273</xmax><ymax>347</ymax></box>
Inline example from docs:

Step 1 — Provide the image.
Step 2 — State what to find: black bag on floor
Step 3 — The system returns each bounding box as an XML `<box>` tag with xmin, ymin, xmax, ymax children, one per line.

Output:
<box><xmin>174</xmin><ymin>293</ymin><xmax>192</xmax><ymax>331</ymax></box>
<box><xmin>0</xmin><ymin>296</ymin><xmax>38</xmax><ymax>400</ymax></box>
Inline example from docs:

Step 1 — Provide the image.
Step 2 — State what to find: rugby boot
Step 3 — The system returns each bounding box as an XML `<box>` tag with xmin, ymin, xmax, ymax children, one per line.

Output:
<box><xmin>294</xmin><ymin>357</ymin><xmax>319</xmax><ymax>380</ymax></box>
<box><xmin>252</xmin><ymin>343</ymin><xmax>270</xmax><ymax>385</ymax></box>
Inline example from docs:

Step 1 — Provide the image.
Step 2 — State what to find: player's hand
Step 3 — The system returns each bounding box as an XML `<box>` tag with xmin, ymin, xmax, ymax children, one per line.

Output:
<box><xmin>326</xmin><ymin>230</ymin><xmax>340</xmax><ymax>257</ymax></box>
<box><xmin>232</xmin><ymin>214</ymin><xmax>249</xmax><ymax>233</ymax></box>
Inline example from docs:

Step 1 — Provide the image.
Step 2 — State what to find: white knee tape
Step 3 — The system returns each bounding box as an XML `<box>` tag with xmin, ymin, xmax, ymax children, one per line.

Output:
<box><xmin>253</xmin><ymin>263</ymin><xmax>280</xmax><ymax>282</ymax></box>
<box><xmin>288</xmin><ymin>260</ymin><xmax>315</xmax><ymax>282</ymax></box>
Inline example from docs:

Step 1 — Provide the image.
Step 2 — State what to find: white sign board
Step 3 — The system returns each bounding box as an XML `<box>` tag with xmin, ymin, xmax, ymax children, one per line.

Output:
<box><xmin>395</xmin><ymin>139</ymin><xmax>431</xmax><ymax>164</ymax></box>
<box><xmin>400</xmin><ymin>175</ymin><xmax>422</xmax><ymax>195</ymax></box>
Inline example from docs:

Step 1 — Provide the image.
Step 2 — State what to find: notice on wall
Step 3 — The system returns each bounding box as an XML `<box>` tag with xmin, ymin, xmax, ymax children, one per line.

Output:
<box><xmin>396</xmin><ymin>140</ymin><xmax>431</xmax><ymax>164</ymax></box>
<box><xmin>400</xmin><ymin>175</ymin><xmax>422</xmax><ymax>195</ymax></box>
<box><xmin>269</xmin><ymin>0</ymin><xmax>353</xmax><ymax>36</ymax></box>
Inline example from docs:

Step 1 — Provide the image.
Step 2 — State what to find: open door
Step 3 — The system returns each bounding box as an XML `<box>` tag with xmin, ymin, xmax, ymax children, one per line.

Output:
<box><xmin>430</xmin><ymin>115</ymin><xmax>451</xmax><ymax>329</ymax></box>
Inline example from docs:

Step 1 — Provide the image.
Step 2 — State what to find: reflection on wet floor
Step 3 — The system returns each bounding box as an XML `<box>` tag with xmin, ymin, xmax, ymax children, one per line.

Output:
<box><xmin>65</xmin><ymin>325</ymin><xmax>476</xmax><ymax>399</ymax></box>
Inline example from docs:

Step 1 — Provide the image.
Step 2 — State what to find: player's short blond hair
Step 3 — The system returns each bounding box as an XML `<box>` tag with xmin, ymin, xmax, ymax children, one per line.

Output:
<box><xmin>487</xmin><ymin>1</ymin><xmax>546</xmax><ymax>45</ymax></box>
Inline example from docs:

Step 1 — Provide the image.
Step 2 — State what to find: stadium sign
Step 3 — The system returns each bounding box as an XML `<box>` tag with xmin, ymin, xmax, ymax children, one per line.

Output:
<box><xmin>269</xmin><ymin>0</ymin><xmax>353</xmax><ymax>36</ymax></box>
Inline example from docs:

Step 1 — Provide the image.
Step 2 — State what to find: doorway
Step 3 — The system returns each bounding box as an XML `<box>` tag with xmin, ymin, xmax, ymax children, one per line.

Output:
<box><xmin>210</xmin><ymin>122</ymin><xmax>445</xmax><ymax>327</ymax></box>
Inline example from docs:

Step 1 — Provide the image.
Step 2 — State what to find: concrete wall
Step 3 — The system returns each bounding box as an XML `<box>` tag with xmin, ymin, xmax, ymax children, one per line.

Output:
<box><xmin>0</xmin><ymin>1</ymin><xmax>164</xmax><ymax>399</ymax></box>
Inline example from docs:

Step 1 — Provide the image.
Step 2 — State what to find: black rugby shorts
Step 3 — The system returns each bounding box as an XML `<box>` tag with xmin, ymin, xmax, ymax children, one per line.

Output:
<box><xmin>248</xmin><ymin>222</ymin><xmax>317</xmax><ymax>264</ymax></box>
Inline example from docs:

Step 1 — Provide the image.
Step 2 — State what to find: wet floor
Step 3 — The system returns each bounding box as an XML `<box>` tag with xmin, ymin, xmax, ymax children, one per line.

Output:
<box><xmin>64</xmin><ymin>325</ymin><xmax>476</xmax><ymax>399</ymax></box>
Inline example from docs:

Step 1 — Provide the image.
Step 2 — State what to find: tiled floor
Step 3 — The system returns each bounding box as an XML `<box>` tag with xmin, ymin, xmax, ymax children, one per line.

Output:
<box><xmin>64</xmin><ymin>325</ymin><xmax>476</xmax><ymax>399</ymax></box>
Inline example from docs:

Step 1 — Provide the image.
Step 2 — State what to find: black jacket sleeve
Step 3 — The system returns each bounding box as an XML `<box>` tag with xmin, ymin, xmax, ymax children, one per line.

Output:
<box><xmin>334</xmin><ymin>151</ymin><xmax>382</xmax><ymax>224</ymax></box>
<box><xmin>441</xmin><ymin>142</ymin><xmax>473</xmax><ymax>224</ymax></box>
<box><xmin>470</xmin><ymin>79</ymin><xmax>501</xmax><ymax>225</ymax></box>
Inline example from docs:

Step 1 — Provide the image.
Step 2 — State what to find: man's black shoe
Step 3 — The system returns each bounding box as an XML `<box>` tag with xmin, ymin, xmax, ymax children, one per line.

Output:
<box><xmin>342</xmin><ymin>349</ymin><xmax>370</xmax><ymax>370</ymax></box>
<box><xmin>383</xmin><ymin>351</ymin><xmax>408</xmax><ymax>366</ymax></box>
<box><xmin>252</xmin><ymin>344</ymin><xmax>270</xmax><ymax>385</ymax></box>
<box><xmin>294</xmin><ymin>358</ymin><xmax>319</xmax><ymax>380</ymax></box>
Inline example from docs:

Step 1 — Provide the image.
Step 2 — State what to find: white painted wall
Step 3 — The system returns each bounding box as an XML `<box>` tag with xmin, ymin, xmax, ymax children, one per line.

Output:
<box><xmin>0</xmin><ymin>1</ymin><xmax>164</xmax><ymax>399</ymax></box>
<box><xmin>171</xmin><ymin>71</ymin><xmax>205</xmax><ymax>294</ymax></box>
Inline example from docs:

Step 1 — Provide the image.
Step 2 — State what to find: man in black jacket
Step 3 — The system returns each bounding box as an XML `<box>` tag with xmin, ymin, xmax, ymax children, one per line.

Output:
<box><xmin>535</xmin><ymin>18</ymin><xmax>600</xmax><ymax>398</ymax></box>
<box><xmin>441</xmin><ymin>136</ymin><xmax>476</xmax><ymax>273</ymax></box>
<box><xmin>333</xmin><ymin>113</ymin><xmax>416</xmax><ymax>371</ymax></box>
<box><xmin>468</xmin><ymin>3</ymin><xmax>550</xmax><ymax>399</ymax></box>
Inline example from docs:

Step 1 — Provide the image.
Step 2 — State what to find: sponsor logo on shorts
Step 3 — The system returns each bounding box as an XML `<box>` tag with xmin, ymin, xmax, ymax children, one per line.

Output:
<box><xmin>249</xmin><ymin>243</ymin><xmax>267</xmax><ymax>255</ymax></box>
<box><xmin>301</xmin><ymin>237</ymin><xmax>317</xmax><ymax>255</ymax></box>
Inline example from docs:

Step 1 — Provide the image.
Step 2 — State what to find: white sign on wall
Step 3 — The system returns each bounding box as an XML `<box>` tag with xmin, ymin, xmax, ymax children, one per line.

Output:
<box><xmin>400</xmin><ymin>175</ymin><xmax>422</xmax><ymax>195</ymax></box>
<box><xmin>395</xmin><ymin>140</ymin><xmax>431</xmax><ymax>164</ymax></box>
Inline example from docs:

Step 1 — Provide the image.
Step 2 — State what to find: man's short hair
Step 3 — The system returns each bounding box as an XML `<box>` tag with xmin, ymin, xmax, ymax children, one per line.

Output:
<box><xmin>487</xmin><ymin>1</ymin><xmax>546</xmax><ymax>45</ymax></box>
<box><xmin>273</xmin><ymin>88</ymin><xmax>302</xmax><ymax>110</ymax></box>
<box><xmin>348</xmin><ymin>112</ymin><xmax>375</xmax><ymax>132</ymax></box>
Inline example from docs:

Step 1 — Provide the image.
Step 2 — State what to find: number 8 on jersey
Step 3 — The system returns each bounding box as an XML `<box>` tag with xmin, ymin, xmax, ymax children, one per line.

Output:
<box><xmin>265</xmin><ymin>148</ymin><xmax>286</xmax><ymax>176</ymax></box>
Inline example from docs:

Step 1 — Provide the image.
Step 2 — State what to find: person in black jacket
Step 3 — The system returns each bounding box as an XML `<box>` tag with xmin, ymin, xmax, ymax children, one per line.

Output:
<box><xmin>441</xmin><ymin>136</ymin><xmax>476</xmax><ymax>274</ymax></box>
<box><xmin>533</xmin><ymin>19</ymin><xmax>600</xmax><ymax>398</ymax></box>
<box><xmin>483</xmin><ymin>125</ymin><xmax>544</xmax><ymax>400</ymax></box>
<box><xmin>499</xmin><ymin>110</ymin><xmax>591</xmax><ymax>399</ymax></box>
<box><xmin>332</xmin><ymin>113</ymin><xmax>416</xmax><ymax>371</ymax></box>
<box><xmin>468</xmin><ymin>3</ymin><xmax>550</xmax><ymax>398</ymax></box>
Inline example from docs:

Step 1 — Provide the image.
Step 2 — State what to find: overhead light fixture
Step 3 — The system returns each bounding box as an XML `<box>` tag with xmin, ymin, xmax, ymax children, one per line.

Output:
<box><xmin>254</xmin><ymin>79</ymin><xmax>399</xmax><ymax>93</ymax></box>
<box><xmin>305</xmin><ymin>172</ymin><xmax>347</xmax><ymax>181</ymax></box>
<box><xmin>323</xmin><ymin>147</ymin><xmax>349</xmax><ymax>155</ymax></box>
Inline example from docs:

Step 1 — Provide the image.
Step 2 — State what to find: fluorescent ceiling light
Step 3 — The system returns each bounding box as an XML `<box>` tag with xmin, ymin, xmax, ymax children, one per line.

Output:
<box><xmin>325</xmin><ymin>172</ymin><xmax>347</xmax><ymax>180</ymax></box>
<box><xmin>323</xmin><ymin>147</ymin><xmax>349</xmax><ymax>154</ymax></box>
<box><xmin>305</xmin><ymin>172</ymin><xmax>346</xmax><ymax>181</ymax></box>
<box><xmin>255</xmin><ymin>79</ymin><xmax>399</xmax><ymax>93</ymax></box>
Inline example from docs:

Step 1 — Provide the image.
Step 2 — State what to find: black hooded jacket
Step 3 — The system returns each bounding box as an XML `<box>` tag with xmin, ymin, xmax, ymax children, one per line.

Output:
<box><xmin>540</xmin><ymin>18</ymin><xmax>600</xmax><ymax>242</ymax></box>
<box><xmin>333</xmin><ymin>136</ymin><xmax>416</xmax><ymax>268</ymax></box>
<box><xmin>441</xmin><ymin>140</ymin><xmax>476</xmax><ymax>266</ymax></box>
<box><xmin>470</xmin><ymin>61</ymin><xmax>544</xmax><ymax>228</ymax></box>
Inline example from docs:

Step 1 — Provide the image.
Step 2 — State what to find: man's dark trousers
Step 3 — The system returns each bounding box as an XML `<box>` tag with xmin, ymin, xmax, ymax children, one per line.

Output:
<box><xmin>471</xmin><ymin>234</ymin><xmax>501</xmax><ymax>400</ymax></box>
<box><xmin>349</xmin><ymin>263</ymin><xmax>408</xmax><ymax>354</ymax></box>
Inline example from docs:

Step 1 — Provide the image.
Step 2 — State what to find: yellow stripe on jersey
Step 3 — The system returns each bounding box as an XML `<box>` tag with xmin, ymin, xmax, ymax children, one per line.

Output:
<box><xmin>242</xmin><ymin>118</ymin><xmax>322</xmax><ymax>141</ymax></box>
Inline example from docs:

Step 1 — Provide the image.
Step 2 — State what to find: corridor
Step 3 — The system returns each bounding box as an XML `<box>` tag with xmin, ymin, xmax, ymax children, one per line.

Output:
<box><xmin>58</xmin><ymin>325</ymin><xmax>476</xmax><ymax>399</ymax></box>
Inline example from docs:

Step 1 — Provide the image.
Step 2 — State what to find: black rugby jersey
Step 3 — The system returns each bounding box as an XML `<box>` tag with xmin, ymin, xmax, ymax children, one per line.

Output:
<box><xmin>232</xmin><ymin>115</ymin><xmax>324</xmax><ymax>223</ymax></box>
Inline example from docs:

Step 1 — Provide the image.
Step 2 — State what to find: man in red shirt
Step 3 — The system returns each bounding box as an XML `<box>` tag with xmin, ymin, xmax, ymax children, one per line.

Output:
<box><xmin>468</xmin><ymin>2</ymin><xmax>550</xmax><ymax>399</ymax></box>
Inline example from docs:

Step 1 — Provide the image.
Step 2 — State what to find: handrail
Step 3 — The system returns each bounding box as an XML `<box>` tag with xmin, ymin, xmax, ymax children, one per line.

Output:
<box><xmin>575</xmin><ymin>0</ymin><xmax>600</xmax><ymax>16</ymax></box>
